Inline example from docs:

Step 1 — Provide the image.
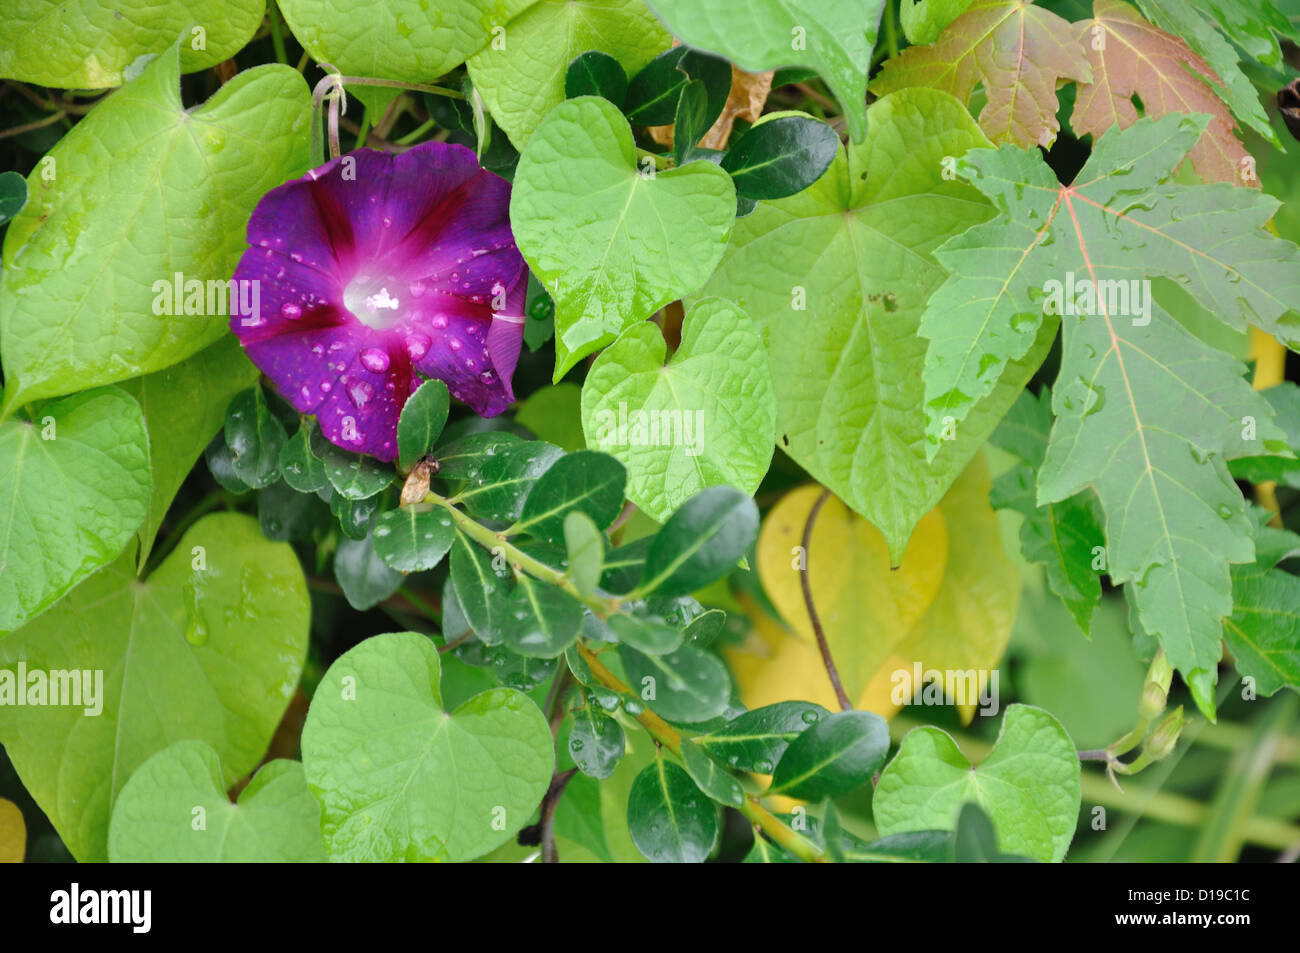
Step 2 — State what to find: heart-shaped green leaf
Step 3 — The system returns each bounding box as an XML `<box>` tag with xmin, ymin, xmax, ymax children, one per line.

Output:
<box><xmin>0</xmin><ymin>513</ymin><xmax>310</xmax><ymax>861</ymax></box>
<box><xmin>582</xmin><ymin>297</ymin><xmax>775</xmax><ymax>522</ymax></box>
<box><xmin>278</xmin><ymin>0</ymin><xmax>518</xmax><ymax>113</ymax></box>
<box><xmin>125</xmin><ymin>336</ymin><xmax>259</xmax><ymax>567</ymax></box>
<box><xmin>301</xmin><ymin>632</ymin><xmax>554</xmax><ymax>861</ymax></box>
<box><xmin>468</xmin><ymin>0</ymin><xmax>671</xmax><ymax>148</ymax></box>
<box><xmin>873</xmin><ymin>704</ymin><xmax>1081</xmax><ymax>862</ymax></box>
<box><xmin>696</xmin><ymin>88</ymin><xmax>1051</xmax><ymax>560</ymax></box>
<box><xmin>0</xmin><ymin>387</ymin><xmax>151</xmax><ymax>634</ymax></box>
<box><xmin>108</xmin><ymin>740</ymin><xmax>326</xmax><ymax>862</ymax></box>
<box><xmin>0</xmin><ymin>0</ymin><xmax>266</xmax><ymax>87</ymax></box>
<box><xmin>0</xmin><ymin>45</ymin><xmax>310</xmax><ymax>408</ymax></box>
<box><xmin>510</xmin><ymin>96</ymin><xmax>735</xmax><ymax>379</ymax></box>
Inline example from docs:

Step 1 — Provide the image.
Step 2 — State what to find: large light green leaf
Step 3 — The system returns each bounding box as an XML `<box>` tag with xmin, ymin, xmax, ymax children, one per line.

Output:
<box><xmin>301</xmin><ymin>632</ymin><xmax>554</xmax><ymax>861</ymax></box>
<box><xmin>511</xmin><ymin>96</ymin><xmax>735</xmax><ymax>379</ymax></box>
<box><xmin>278</xmin><ymin>0</ymin><xmax>530</xmax><ymax>113</ymax></box>
<box><xmin>108</xmin><ymin>741</ymin><xmax>326</xmax><ymax>862</ymax></box>
<box><xmin>873</xmin><ymin>704</ymin><xmax>1081</xmax><ymax>862</ymax></box>
<box><xmin>0</xmin><ymin>513</ymin><xmax>310</xmax><ymax>861</ymax></box>
<box><xmin>921</xmin><ymin>114</ymin><xmax>1299</xmax><ymax>716</ymax></box>
<box><xmin>697</xmin><ymin>88</ymin><xmax>1052</xmax><ymax>559</ymax></box>
<box><xmin>468</xmin><ymin>0</ymin><xmax>671</xmax><ymax>149</ymax></box>
<box><xmin>0</xmin><ymin>45</ymin><xmax>311</xmax><ymax>408</ymax></box>
<box><xmin>123</xmin><ymin>335</ymin><xmax>258</xmax><ymax>568</ymax></box>
<box><xmin>0</xmin><ymin>387</ymin><xmax>150</xmax><ymax>634</ymax></box>
<box><xmin>646</xmin><ymin>0</ymin><xmax>885</xmax><ymax>142</ymax></box>
<box><xmin>581</xmin><ymin>297</ymin><xmax>775</xmax><ymax>522</ymax></box>
<box><xmin>0</xmin><ymin>0</ymin><xmax>265</xmax><ymax>88</ymax></box>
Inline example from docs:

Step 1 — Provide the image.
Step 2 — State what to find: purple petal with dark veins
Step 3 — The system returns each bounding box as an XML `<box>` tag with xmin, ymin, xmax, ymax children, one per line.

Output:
<box><xmin>230</xmin><ymin>141</ymin><xmax>528</xmax><ymax>461</ymax></box>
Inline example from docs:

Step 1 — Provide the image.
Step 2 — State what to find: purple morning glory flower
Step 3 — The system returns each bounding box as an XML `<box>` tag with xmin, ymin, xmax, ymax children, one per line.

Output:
<box><xmin>230</xmin><ymin>141</ymin><xmax>527</xmax><ymax>462</ymax></box>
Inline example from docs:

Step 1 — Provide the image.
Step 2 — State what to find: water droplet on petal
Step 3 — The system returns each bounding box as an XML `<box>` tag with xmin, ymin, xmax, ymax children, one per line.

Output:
<box><xmin>407</xmin><ymin>333</ymin><xmax>431</xmax><ymax>359</ymax></box>
<box><xmin>347</xmin><ymin>379</ymin><xmax>375</xmax><ymax>408</ymax></box>
<box><xmin>449</xmin><ymin>337</ymin><xmax>462</xmax><ymax>351</ymax></box>
<box><xmin>360</xmin><ymin>347</ymin><xmax>390</xmax><ymax>373</ymax></box>
<box><xmin>431</xmin><ymin>313</ymin><xmax>449</xmax><ymax>330</ymax></box>
<box><xmin>281</xmin><ymin>302</ymin><xmax>302</xmax><ymax>320</ymax></box>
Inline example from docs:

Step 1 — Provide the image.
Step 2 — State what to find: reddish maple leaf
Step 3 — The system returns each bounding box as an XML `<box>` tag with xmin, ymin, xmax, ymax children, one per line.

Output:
<box><xmin>871</xmin><ymin>0</ymin><xmax>1091</xmax><ymax>148</ymax></box>
<box><xmin>1071</xmin><ymin>0</ymin><xmax>1254</xmax><ymax>186</ymax></box>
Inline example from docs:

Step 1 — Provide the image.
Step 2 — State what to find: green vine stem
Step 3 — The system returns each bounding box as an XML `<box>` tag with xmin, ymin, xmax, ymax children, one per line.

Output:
<box><xmin>577</xmin><ymin>645</ymin><xmax>828</xmax><ymax>863</ymax></box>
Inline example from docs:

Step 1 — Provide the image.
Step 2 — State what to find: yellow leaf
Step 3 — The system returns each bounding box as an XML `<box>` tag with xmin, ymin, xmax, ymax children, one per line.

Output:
<box><xmin>0</xmin><ymin>797</ymin><xmax>25</xmax><ymax>863</ymax></box>
<box><xmin>731</xmin><ymin>452</ymin><xmax>1019</xmax><ymax>722</ymax></box>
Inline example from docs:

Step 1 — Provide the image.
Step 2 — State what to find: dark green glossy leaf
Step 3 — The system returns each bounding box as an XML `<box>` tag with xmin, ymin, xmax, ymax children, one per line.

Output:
<box><xmin>846</xmin><ymin>830</ymin><xmax>954</xmax><ymax>863</ymax></box>
<box><xmin>0</xmin><ymin>171</ymin><xmax>27</xmax><ymax>225</ymax></box>
<box><xmin>397</xmin><ymin>378</ymin><xmax>450</xmax><ymax>470</ymax></box>
<box><xmin>624</xmin><ymin>46</ymin><xmax>691</xmax><ymax>124</ymax></box>
<box><xmin>683</xmin><ymin>608</ymin><xmax>726</xmax><ymax>648</ymax></box>
<box><xmin>257</xmin><ymin>480</ymin><xmax>327</xmax><ymax>542</ymax></box>
<box><xmin>333</xmin><ymin>530</ymin><xmax>403</xmax><ymax>610</ymax></box>
<box><xmin>372</xmin><ymin>505</ymin><xmax>456</xmax><ymax>573</ymax></box>
<box><xmin>458</xmin><ymin>440</ymin><xmax>564</xmax><ymax>522</ymax></box>
<box><xmin>563</xmin><ymin>511</ymin><xmax>605</xmax><ymax>597</ymax></box>
<box><xmin>953</xmin><ymin>802</ymin><xmax>998</xmax><ymax>862</ymax></box>
<box><xmin>568</xmin><ymin>704</ymin><xmax>625</xmax><ymax>779</ymax></box>
<box><xmin>609</xmin><ymin>613</ymin><xmax>683</xmax><ymax>654</ymax></box>
<box><xmin>600</xmin><ymin>537</ymin><xmax>651</xmax><ymax>593</ymax></box>
<box><xmin>721</xmin><ymin>115</ymin><xmax>840</xmax><ymax>200</ymax></box>
<box><xmin>640</xmin><ymin>486</ymin><xmax>759</xmax><ymax>596</ymax></box>
<box><xmin>449</xmin><ymin>531</ymin><xmax>514</xmax><ymax>645</ymax></box>
<box><xmin>514</xmin><ymin>449</ymin><xmax>626</xmax><ymax>542</ymax></box>
<box><xmin>331</xmin><ymin>492</ymin><xmax>381</xmax><ymax>540</ymax></box>
<box><xmin>498</xmin><ymin>574</ymin><xmax>584</xmax><ymax>657</ymax></box>
<box><xmin>524</xmin><ymin>272</ymin><xmax>555</xmax><ymax>351</ymax></box>
<box><xmin>618</xmin><ymin>643</ymin><xmax>731</xmax><ymax>723</ymax></box>
<box><xmin>680</xmin><ymin>739</ymin><xmax>744</xmax><ymax>808</ymax></box>
<box><xmin>433</xmin><ymin>429</ymin><xmax>525</xmax><ymax>482</ymax></box>
<box><xmin>455</xmin><ymin>638</ymin><xmax>558</xmax><ymax>692</ymax></box>
<box><xmin>565</xmin><ymin>50</ymin><xmax>628</xmax><ymax>103</ymax></box>
<box><xmin>674</xmin><ymin>79</ymin><xmax>711</xmax><ymax>165</ymax></box>
<box><xmin>224</xmin><ymin>387</ymin><xmax>286</xmax><ymax>489</ymax></box>
<box><xmin>627</xmin><ymin>759</ymin><xmax>718</xmax><ymax>862</ymax></box>
<box><xmin>204</xmin><ymin>431</ymin><xmax>252</xmax><ymax>493</ymax></box>
<box><xmin>769</xmin><ymin>710</ymin><xmax>889</xmax><ymax>800</ymax></box>
<box><xmin>322</xmin><ymin>443</ymin><xmax>394</xmax><ymax>501</ymax></box>
<box><xmin>278</xmin><ymin>419</ymin><xmax>329</xmax><ymax>492</ymax></box>
<box><xmin>694</xmin><ymin>701</ymin><xmax>829</xmax><ymax>773</ymax></box>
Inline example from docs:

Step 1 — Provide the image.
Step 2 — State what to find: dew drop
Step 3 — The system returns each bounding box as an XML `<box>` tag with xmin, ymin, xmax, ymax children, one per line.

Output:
<box><xmin>347</xmin><ymin>379</ymin><xmax>375</xmax><ymax>408</ymax></box>
<box><xmin>431</xmin><ymin>313</ymin><xmax>449</xmax><ymax>330</ymax></box>
<box><xmin>407</xmin><ymin>333</ymin><xmax>431</xmax><ymax>359</ymax></box>
<box><xmin>448</xmin><ymin>337</ymin><xmax>462</xmax><ymax>351</ymax></box>
<box><xmin>360</xmin><ymin>347</ymin><xmax>390</xmax><ymax>373</ymax></box>
<box><xmin>281</xmin><ymin>302</ymin><xmax>303</xmax><ymax>320</ymax></box>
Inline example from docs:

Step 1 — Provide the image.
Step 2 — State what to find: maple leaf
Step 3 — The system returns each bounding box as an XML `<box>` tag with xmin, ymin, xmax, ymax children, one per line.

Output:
<box><xmin>919</xmin><ymin>114</ymin><xmax>1300</xmax><ymax>718</ymax></box>
<box><xmin>871</xmin><ymin>0</ymin><xmax>1091</xmax><ymax>148</ymax></box>
<box><xmin>1072</xmin><ymin>0</ymin><xmax>1253</xmax><ymax>186</ymax></box>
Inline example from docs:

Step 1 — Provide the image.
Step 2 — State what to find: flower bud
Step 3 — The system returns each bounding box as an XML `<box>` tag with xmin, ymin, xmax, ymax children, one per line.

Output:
<box><xmin>1146</xmin><ymin>706</ymin><xmax>1185</xmax><ymax>761</ymax></box>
